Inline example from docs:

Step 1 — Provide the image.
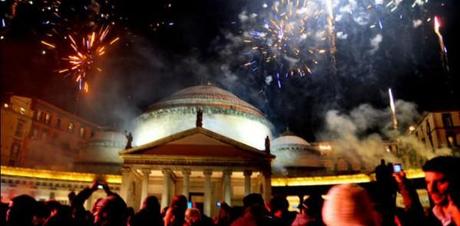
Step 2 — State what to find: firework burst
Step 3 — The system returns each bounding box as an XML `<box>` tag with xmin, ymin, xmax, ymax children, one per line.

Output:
<box><xmin>239</xmin><ymin>0</ymin><xmax>437</xmax><ymax>88</ymax></box>
<box><xmin>244</xmin><ymin>0</ymin><xmax>330</xmax><ymax>86</ymax></box>
<box><xmin>58</xmin><ymin>26</ymin><xmax>119</xmax><ymax>93</ymax></box>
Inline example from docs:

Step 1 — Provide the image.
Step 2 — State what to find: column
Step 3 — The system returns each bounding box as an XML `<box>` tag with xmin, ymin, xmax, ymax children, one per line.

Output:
<box><xmin>182</xmin><ymin>168</ymin><xmax>191</xmax><ymax>199</ymax></box>
<box><xmin>203</xmin><ymin>169</ymin><xmax>213</xmax><ymax>217</ymax></box>
<box><xmin>161</xmin><ymin>169</ymin><xmax>172</xmax><ymax>208</ymax></box>
<box><xmin>120</xmin><ymin>167</ymin><xmax>131</xmax><ymax>202</ymax></box>
<box><xmin>222</xmin><ymin>169</ymin><xmax>232</xmax><ymax>205</ymax></box>
<box><xmin>140</xmin><ymin>168</ymin><xmax>151</xmax><ymax>206</ymax></box>
<box><xmin>243</xmin><ymin>170</ymin><xmax>252</xmax><ymax>196</ymax></box>
<box><xmin>262</xmin><ymin>171</ymin><xmax>272</xmax><ymax>202</ymax></box>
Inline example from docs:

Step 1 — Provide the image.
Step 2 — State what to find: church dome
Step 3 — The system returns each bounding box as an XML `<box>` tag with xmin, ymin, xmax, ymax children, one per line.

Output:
<box><xmin>271</xmin><ymin>133</ymin><xmax>323</xmax><ymax>173</ymax></box>
<box><xmin>133</xmin><ymin>85</ymin><xmax>273</xmax><ymax>149</ymax></box>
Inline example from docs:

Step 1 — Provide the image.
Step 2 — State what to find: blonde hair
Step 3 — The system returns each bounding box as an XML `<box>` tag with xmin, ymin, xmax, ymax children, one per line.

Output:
<box><xmin>322</xmin><ymin>184</ymin><xmax>381</xmax><ymax>226</ymax></box>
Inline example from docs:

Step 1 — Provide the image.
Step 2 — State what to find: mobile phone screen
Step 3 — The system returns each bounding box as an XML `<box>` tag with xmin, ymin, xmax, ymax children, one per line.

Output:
<box><xmin>393</xmin><ymin>164</ymin><xmax>402</xmax><ymax>173</ymax></box>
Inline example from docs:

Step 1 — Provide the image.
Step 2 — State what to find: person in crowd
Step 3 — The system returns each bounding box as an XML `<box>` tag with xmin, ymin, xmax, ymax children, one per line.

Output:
<box><xmin>6</xmin><ymin>194</ymin><xmax>37</xmax><ymax>226</ymax></box>
<box><xmin>1</xmin><ymin>201</ymin><xmax>8</xmax><ymax>226</ymax></box>
<box><xmin>423</xmin><ymin>156</ymin><xmax>460</xmax><ymax>226</ymax></box>
<box><xmin>44</xmin><ymin>204</ymin><xmax>74</xmax><ymax>226</ymax></box>
<box><xmin>33</xmin><ymin>201</ymin><xmax>50</xmax><ymax>226</ymax></box>
<box><xmin>291</xmin><ymin>193</ymin><xmax>324</xmax><ymax>226</ymax></box>
<box><xmin>71</xmin><ymin>180</ymin><xmax>115</xmax><ymax>226</ymax></box>
<box><xmin>131</xmin><ymin>196</ymin><xmax>163</xmax><ymax>226</ymax></box>
<box><xmin>93</xmin><ymin>194</ymin><xmax>128</xmax><ymax>226</ymax></box>
<box><xmin>447</xmin><ymin>183</ymin><xmax>460</xmax><ymax>226</ymax></box>
<box><xmin>214</xmin><ymin>202</ymin><xmax>233</xmax><ymax>226</ymax></box>
<box><xmin>184</xmin><ymin>207</ymin><xmax>213</xmax><ymax>226</ymax></box>
<box><xmin>374</xmin><ymin>159</ymin><xmax>398</xmax><ymax>226</ymax></box>
<box><xmin>231</xmin><ymin>193</ymin><xmax>273</xmax><ymax>226</ymax></box>
<box><xmin>269</xmin><ymin>195</ymin><xmax>296</xmax><ymax>226</ymax></box>
<box><xmin>322</xmin><ymin>184</ymin><xmax>381</xmax><ymax>226</ymax></box>
<box><xmin>392</xmin><ymin>167</ymin><xmax>426</xmax><ymax>226</ymax></box>
<box><xmin>164</xmin><ymin>195</ymin><xmax>188</xmax><ymax>226</ymax></box>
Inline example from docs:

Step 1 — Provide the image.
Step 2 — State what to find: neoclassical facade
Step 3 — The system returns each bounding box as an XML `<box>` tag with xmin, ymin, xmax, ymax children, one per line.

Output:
<box><xmin>119</xmin><ymin>126</ymin><xmax>274</xmax><ymax>216</ymax></box>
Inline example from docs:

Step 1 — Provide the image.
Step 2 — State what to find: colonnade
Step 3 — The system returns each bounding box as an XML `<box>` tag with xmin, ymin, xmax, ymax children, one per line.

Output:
<box><xmin>120</xmin><ymin>167</ymin><xmax>271</xmax><ymax>216</ymax></box>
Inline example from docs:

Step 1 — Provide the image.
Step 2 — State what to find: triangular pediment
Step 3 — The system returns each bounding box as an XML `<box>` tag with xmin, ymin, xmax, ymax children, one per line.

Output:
<box><xmin>120</xmin><ymin>127</ymin><xmax>273</xmax><ymax>160</ymax></box>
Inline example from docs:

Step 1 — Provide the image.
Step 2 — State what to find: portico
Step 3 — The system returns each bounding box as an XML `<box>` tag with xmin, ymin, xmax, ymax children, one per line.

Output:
<box><xmin>119</xmin><ymin>127</ymin><xmax>273</xmax><ymax>216</ymax></box>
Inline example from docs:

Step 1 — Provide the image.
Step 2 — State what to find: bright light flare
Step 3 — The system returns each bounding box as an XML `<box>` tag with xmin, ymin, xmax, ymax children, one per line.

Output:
<box><xmin>388</xmin><ymin>88</ymin><xmax>398</xmax><ymax>130</ymax></box>
<box><xmin>433</xmin><ymin>16</ymin><xmax>449</xmax><ymax>72</ymax></box>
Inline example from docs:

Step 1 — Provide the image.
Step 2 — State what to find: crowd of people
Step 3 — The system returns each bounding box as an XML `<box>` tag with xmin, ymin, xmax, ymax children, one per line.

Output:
<box><xmin>1</xmin><ymin>156</ymin><xmax>459</xmax><ymax>226</ymax></box>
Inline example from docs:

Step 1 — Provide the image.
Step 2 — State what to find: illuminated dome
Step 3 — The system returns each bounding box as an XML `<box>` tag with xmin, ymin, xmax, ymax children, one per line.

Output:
<box><xmin>271</xmin><ymin>132</ymin><xmax>323</xmax><ymax>176</ymax></box>
<box><xmin>133</xmin><ymin>85</ymin><xmax>273</xmax><ymax>149</ymax></box>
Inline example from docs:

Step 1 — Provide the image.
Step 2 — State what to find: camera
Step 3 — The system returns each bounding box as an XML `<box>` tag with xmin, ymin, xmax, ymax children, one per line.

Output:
<box><xmin>393</xmin><ymin>163</ymin><xmax>402</xmax><ymax>173</ymax></box>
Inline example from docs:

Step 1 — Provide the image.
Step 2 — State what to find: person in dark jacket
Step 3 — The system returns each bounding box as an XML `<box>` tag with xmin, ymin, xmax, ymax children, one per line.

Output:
<box><xmin>6</xmin><ymin>194</ymin><xmax>37</xmax><ymax>226</ymax></box>
<box><xmin>131</xmin><ymin>196</ymin><xmax>164</xmax><ymax>226</ymax></box>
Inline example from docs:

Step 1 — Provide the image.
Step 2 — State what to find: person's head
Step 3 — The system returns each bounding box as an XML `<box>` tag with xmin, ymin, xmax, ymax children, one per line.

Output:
<box><xmin>243</xmin><ymin>193</ymin><xmax>268</xmax><ymax>217</ymax></box>
<box><xmin>216</xmin><ymin>202</ymin><xmax>232</xmax><ymax>222</ymax></box>
<box><xmin>269</xmin><ymin>195</ymin><xmax>289</xmax><ymax>216</ymax></box>
<box><xmin>423</xmin><ymin>156</ymin><xmax>460</xmax><ymax>206</ymax></box>
<box><xmin>322</xmin><ymin>184</ymin><xmax>380</xmax><ymax>226</ymax></box>
<box><xmin>45</xmin><ymin>200</ymin><xmax>61</xmax><ymax>217</ymax></box>
<box><xmin>301</xmin><ymin>193</ymin><xmax>323</xmax><ymax>217</ymax></box>
<box><xmin>142</xmin><ymin>196</ymin><xmax>160</xmax><ymax>213</ymax></box>
<box><xmin>243</xmin><ymin>193</ymin><xmax>264</xmax><ymax>209</ymax></box>
<box><xmin>34</xmin><ymin>201</ymin><xmax>50</xmax><ymax>226</ymax></box>
<box><xmin>93</xmin><ymin>195</ymin><xmax>128</xmax><ymax>226</ymax></box>
<box><xmin>170</xmin><ymin>195</ymin><xmax>188</xmax><ymax>212</ymax></box>
<box><xmin>185</xmin><ymin>208</ymin><xmax>201</xmax><ymax>224</ymax></box>
<box><xmin>6</xmin><ymin>195</ymin><xmax>37</xmax><ymax>226</ymax></box>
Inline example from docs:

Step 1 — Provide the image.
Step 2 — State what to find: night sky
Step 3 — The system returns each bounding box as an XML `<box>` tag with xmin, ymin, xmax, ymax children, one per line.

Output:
<box><xmin>1</xmin><ymin>0</ymin><xmax>459</xmax><ymax>141</ymax></box>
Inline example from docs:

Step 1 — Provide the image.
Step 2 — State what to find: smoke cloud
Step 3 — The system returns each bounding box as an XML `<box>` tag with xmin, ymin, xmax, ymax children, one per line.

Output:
<box><xmin>317</xmin><ymin>100</ymin><xmax>452</xmax><ymax>170</ymax></box>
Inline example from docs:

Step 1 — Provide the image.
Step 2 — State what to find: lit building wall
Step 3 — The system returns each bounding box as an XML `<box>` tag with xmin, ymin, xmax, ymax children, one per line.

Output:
<box><xmin>1</xmin><ymin>95</ymin><xmax>101</xmax><ymax>170</ymax></box>
<box><xmin>410</xmin><ymin>111</ymin><xmax>460</xmax><ymax>154</ymax></box>
<box><xmin>1</xmin><ymin>96</ymin><xmax>34</xmax><ymax>166</ymax></box>
<box><xmin>0</xmin><ymin>166</ymin><xmax>121</xmax><ymax>208</ymax></box>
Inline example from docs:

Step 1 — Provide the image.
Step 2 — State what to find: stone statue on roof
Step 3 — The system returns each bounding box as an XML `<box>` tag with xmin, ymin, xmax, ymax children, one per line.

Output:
<box><xmin>125</xmin><ymin>131</ymin><xmax>133</xmax><ymax>149</ymax></box>
<box><xmin>196</xmin><ymin>109</ymin><xmax>203</xmax><ymax>127</ymax></box>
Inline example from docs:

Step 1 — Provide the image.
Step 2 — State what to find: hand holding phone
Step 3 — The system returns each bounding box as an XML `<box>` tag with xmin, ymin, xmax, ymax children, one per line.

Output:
<box><xmin>393</xmin><ymin>163</ymin><xmax>402</xmax><ymax>173</ymax></box>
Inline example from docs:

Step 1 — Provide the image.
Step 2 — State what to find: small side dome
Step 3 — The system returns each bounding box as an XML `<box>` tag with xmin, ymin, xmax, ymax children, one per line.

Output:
<box><xmin>271</xmin><ymin>135</ymin><xmax>311</xmax><ymax>149</ymax></box>
<box><xmin>75</xmin><ymin>129</ymin><xmax>125</xmax><ymax>174</ymax></box>
<box><xmin>271</xmin><ymin>132</ymin><xmax>323</xmax><ymax>176</ymax></box>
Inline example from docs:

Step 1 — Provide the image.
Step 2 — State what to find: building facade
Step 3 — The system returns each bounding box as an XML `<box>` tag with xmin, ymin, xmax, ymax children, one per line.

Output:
<box><xmin>1</xmin><ymin>95</ymin><xmax>100</xmax><ymax>170</ymax></box>
<box><xmin>409</xmin><ymin>111</ymin><xmax>460</xmax><ymax>155</ymax></box>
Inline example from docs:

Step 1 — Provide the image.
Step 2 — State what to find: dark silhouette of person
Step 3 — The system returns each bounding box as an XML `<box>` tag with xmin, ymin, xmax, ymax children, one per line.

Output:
<box><xmin>269</xmin><ymin>195</ymin><xmax>296</xmax><ymax>226</ymax></box>
<box><xmin>374</xmin><ymin>159</ymin><xmax>397</xmax><ymax>226</ymax></box>
<box><xmin>164</xmin><ymin>195</ymin><xmax>188</xmax><ymax>226</ymax></box>
<box><xmin>6</xmin><ymin>194</ymin><xmax>37</xmax><ymax>226</ymax></box>
<box><xmin>0</xmin><ymin>201</ymin><xmax>8</xmax><ymax>226</ymax></box>
<box><xmin>93</xmin><ymin>194</ymin><xmax>128</xmax><ymax>226</ymax></box>
<box><xmin>131</xmin><ymin>196</ymin><xmax>164</xmax><ymax>226</ymax></box>
<box><xmin>214</xmin><ymin>202</ymin><xmax>234</xmax><ymax>226</ymax></box>
<box><xmin>44</xmin><ymin>205</ymin><xmax>74</xmax><ymax>226</ymax></box>
<box><xmin>291</xmin><ymin>193</ymin><xmax>324</xmax><ymax>226</ymax></box>
<box><xmin>231</xmin><ymin>193</ymin><xmax>273</xmax><ymax>226</ymax></box>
